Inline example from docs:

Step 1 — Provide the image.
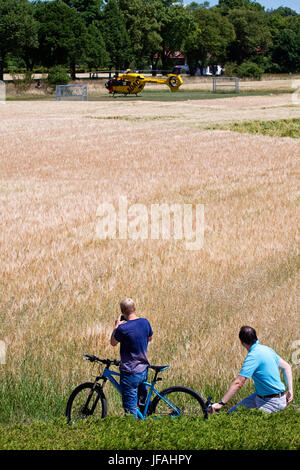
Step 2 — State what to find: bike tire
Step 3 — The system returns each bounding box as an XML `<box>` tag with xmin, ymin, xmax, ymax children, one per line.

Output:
<box><xmin>150</xmin><ymin>386</ymin><xmax>207</xmax><ymax>418</ymax></box>
<box><xmin>66</xmin><ymin>382</ymin><xmax>107</xmax><ymax>424</ymax></box>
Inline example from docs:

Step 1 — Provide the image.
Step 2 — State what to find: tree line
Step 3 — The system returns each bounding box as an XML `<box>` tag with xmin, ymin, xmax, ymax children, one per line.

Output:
<box><xmin>0</xmin><ymin>0</ymin><xmax>299</xmax><ymax>82</ymax></box>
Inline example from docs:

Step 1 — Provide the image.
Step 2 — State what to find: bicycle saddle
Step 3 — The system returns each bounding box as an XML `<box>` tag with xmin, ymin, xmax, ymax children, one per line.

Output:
<box><xmin>149</xmin><ymin>365</ymin><xmax>169</xmax><ymax>372</ymax></box>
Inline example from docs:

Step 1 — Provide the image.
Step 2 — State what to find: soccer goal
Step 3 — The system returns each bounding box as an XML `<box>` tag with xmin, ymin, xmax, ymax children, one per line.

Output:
<box><xmin>56</xmin><ymin>84</ymin><xmax>88</xmax><ymax>101</ymax></box>
<box><xmin>212</xmin><ymin>76</ymin><xmax>239</xmax><ymax>93</ymax></box>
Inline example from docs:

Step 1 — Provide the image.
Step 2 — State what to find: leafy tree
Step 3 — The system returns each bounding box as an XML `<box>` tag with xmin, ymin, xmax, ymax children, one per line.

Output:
<box><xmin>158</xmin><ymin>3</ymin><xmax>194</xmax><ymax>71</ymax></box>
<box><xmin>85</xmin><ymin>22</ymin><xmax>110</xmax><ymax>70</ymax></box>
<box><xmin>266</xmin><ymin>10</ymin><xmax>300</xmax><ymax>72</ymax></box>
<box><xmin>34</xmin><ymin>0</ymin><xmax>88</xmax><ymax>79</ymax></box>
<box><xmin>1</xmin><ymin>0</ymin><xmax>299</xmax><ymax>80</ymax></box>
<box><xmin>101</xmin><ymin>0</ymin><xmax>132</xmax><ymax>70</ymax></box>
<box><xmin>62</xmin><ymin>0</ymin><xmax>104</xmax><ymax>25</ymax></box>
<box><xmin>268</xmin><ymin>7</ymin><xmax>298</xmax><ymax>17</ymax></box>
<box><xmin>117</xmin><ymin>0</ymin><xmax>162</xmax><ymax>68</ymax></box>
<box><xmin>227</xmin><ymin>9</ymin><xmax>272</xmax><ymax>64</ymax></box>
<box><xmin>0</xmin><ymin>0</ymin><xmax>39</xmax><ymax>80</ymax></box>
<box><xmin>137</xmin><ymin>0</ymin><xmax>193</xmax><ymax>73</ymax></box>
<box><xmin>63</xmin><ymin>0</ymin><xmax>110</xmax><ymax>71</ymax></box>
<box><xmin>217</xmin><ymin>0</ymin><xmax>265</xmax><ymax>14</ymax></box>
<box><xmin>183</xmin><ymin>6</ymin><xmax>235</xmax><ymax>74</ymax></box>
<box><xmin>271</xmin><ymin>25</ymin><xmax>300</xmax><ymax>72</ymax></box>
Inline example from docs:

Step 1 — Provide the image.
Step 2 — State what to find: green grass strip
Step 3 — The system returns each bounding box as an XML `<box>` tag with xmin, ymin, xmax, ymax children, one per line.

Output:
<box><xmin>0</xmin><ymin>407</ymin><xmax>299</xmax><ymax>450</ymax></box>
<box><xmin>5</xmin><ymin>89</ymin><xmax>293</xmax><ymax>102</ymax></box>
<box><xmin>207</xmin><ymin>118</ymin><xmax>300</xmax><ymax>139</ymax></box>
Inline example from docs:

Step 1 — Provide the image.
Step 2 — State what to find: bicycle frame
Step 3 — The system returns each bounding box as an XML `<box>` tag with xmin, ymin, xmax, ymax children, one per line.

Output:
<box><xmin>100</xmin><ymin>367</ymin><xmax>181</xmax><ymax>420</ymax></box>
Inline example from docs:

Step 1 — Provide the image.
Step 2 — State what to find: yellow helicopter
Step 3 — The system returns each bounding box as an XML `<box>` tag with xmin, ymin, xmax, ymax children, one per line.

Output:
<box><xmin>105</xmin><ymin>68</ymin><xmax>183</xmax><ymax>96</ymax></box>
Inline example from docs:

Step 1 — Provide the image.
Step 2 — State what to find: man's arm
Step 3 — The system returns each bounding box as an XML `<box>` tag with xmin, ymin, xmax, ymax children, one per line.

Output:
<box><xmin>110</xmin><ymin>315</ymin><xmax>123</xmax><ymax>347</ymax></box>
<box><xmin>212</xmin><ymin>375</ymin><xmax>247</xmax><ymax>411</ymax></box>
<box><xmin>278</xmin><ymin>358</ymin><xmax>293</xmax><ymax>405</ymax></box>
<box><xmin>110</xmin><ymin>330</ymin><xmax>119</xmax><ymax>347</ymax></box>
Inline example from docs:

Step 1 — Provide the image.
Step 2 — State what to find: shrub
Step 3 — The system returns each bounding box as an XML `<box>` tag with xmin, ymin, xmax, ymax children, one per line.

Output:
<box><xmin>236</xmin><ymin>62</ymin><xmax>264</xmax><ymax>80</ymax></box>
<box><xmin>10</xmin><ymin>70</ymin><xmax>34</xmax><ymax>94</ymax></box>
<box><xmin>47</xmin><ymin>66</ymin><xmax>71</xmax><ymax>88</ymax></box>
<box><xmin>224</xmin><ymin>62</ymin><xmax>238</xmax><ymax>77</ymax></box>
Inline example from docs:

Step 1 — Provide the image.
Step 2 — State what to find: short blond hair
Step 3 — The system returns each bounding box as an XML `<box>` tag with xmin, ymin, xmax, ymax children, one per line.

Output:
<box><xmin>120</xmin><ymin>298</ymin><xmax>136</xmax><ymax>315</ymax></box>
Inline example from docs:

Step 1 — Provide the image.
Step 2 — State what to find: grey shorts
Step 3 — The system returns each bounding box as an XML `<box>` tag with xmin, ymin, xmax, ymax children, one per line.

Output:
<box><xmin>229</xmin><ymin>392</ymin><xmax>287</xmax><ymax>414</ymax></box>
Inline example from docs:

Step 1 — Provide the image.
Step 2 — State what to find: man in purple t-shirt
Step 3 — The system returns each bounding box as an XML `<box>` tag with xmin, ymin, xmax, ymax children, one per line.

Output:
<box><xmin>110</xmin><ymin>298</ymin><xmax>153</xmax><ymax>418</ymax></box>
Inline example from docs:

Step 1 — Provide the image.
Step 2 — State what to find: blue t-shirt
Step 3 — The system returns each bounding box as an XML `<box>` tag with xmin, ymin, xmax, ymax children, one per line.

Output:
<box><xmin>114</xmin><ymin>318</ymin><xmax>153</xmax><ymax>374</ymax></box>
<box><xmin>239</xmin><ymin>340</ymin><xmax>285</xmax><ymax>396</ymax></box>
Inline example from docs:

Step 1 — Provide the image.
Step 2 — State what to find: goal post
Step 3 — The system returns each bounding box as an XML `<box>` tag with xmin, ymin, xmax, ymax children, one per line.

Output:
<box><xmin>56</xmin><ymin>84</ymin><xmax>88</xmax><ymax>101</ymax></box>
<box><xmin>212</xmin><ymin>76</ymin><xmax>239</xmax><ymax>93</ymax></box>
<box><xmin>0</xmin><ymin>81</ymin><xmax>6</xmax><ymax>104</ymax></box>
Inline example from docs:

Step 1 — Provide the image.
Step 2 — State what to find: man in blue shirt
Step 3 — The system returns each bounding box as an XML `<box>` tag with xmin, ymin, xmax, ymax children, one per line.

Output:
<box><xmin>211</xmin><ymin>326</ymin><xmax>293</xmax><ymax>414</ymax></box>
<box><xmin>110</xmin><ymin>298</ymin><xmax>153</xmax><ymax>418</ymax></box>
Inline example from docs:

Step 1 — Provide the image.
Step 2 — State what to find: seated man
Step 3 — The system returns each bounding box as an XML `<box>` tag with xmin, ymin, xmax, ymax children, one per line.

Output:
<box><xmin>212</xmin><ymin>326</ymin><xmax>293</xmax><ymax>414</ymax></box>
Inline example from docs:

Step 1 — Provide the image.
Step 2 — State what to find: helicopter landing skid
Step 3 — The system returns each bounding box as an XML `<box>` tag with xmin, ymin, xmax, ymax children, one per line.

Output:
<box><xmin>111</xmin><ymin>93</ymin><xmax>141</xmax><ymax>98</ymax></box>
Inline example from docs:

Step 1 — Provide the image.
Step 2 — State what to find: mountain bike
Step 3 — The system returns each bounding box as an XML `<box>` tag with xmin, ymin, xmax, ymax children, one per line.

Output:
<box><xmin>66</xmin><ymin>355</ymin><xmax>213</xmax><ymax>423</ymax></box>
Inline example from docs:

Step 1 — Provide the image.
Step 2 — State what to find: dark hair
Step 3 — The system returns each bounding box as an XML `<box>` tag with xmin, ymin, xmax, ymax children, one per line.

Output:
<box><xmin>239</xmin><ymin>326</ymin><xmax>258</xmax><ymax>346</ymax></box>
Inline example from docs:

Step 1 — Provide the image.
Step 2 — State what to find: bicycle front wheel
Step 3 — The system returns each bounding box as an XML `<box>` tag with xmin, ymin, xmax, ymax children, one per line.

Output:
<box><xmin>150</xmin><ymin>386</ymin><xmax>206</xmax><ymax>418</ymax></box>
<box><xmin>66</xmin><ymin>382</ymin><xmax>107</xmax><ymax>424</ymax></box>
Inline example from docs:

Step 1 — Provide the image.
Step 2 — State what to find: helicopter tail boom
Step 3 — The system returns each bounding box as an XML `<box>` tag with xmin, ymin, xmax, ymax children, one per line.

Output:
<box><xmin>144</xmin><ymin>74</ymin><xmax>183</xmax><ymax>92</ymax></box>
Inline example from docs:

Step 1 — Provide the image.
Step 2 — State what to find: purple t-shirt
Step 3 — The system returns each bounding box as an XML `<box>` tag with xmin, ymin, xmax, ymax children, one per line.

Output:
<box><xmin>114</xmin><ymin>318</ymin><xmax>153</xmax><ymax>374</ymax></box>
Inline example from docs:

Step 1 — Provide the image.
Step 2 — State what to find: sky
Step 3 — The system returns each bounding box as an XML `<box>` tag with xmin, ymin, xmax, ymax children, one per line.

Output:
<box><xmin>184</xmin><ymin>0</ymin><xmax>300</xmax><ymax>13</ymax></box>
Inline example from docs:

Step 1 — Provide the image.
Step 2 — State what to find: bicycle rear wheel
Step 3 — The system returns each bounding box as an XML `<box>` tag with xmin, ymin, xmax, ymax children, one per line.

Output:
<box><xmin>66</xmin><ymin>382</ymin><xmax>107</xmax><ymax>424</ymax></box>
<box><xmin>150</xmin><ymin>386</ymin><xmax>206</xmax><ymax>418</ymax></box>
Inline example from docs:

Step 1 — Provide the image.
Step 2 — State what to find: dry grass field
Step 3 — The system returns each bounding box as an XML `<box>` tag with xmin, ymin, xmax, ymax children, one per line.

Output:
<box><xmin>0</xmin><ymin>92</ymin><xmax>299</xmax><ymax>418</ymax></box>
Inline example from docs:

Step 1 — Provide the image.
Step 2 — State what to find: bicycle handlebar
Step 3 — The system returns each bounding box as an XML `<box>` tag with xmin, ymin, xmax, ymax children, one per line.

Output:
<box><xmin>83</xmin><ymin>354</ymin><xmax>120</xmax><ymax>367</ymax></box>
<box><xmin>205</xmin><ymin>396</ymin><xmax>213</xmax><ymax>408</ymax></box>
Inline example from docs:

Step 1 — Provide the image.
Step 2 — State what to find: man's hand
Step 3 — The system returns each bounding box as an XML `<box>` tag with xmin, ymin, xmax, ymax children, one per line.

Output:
<box><xmin>286</xmin><ymin>390</ymin><xmax>293</xmax><ymax>405</ymax></box>
<box><xmin>278</xmin><ymin>358</ymin><xmax>293</xmax><ymax>406</ymax></box>
<box><xmin>110</xmin><ymin>315</ymin><xmax>125</xmax><ymax>347</ymax></box>
<box><xmin>114</xmin><ymin>314</ymin><xmax>125</xmax><ymax>328</ymax></box>
<box><xmin>210</xmin><ymin>403</ymin><xmax>223</xmax><ymax>413</ymax></box>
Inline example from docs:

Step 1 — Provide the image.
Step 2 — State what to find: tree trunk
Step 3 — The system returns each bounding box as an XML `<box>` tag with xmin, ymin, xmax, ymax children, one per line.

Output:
<box><xmin>151</xmin><ymin>55</ymin><xmax>159</xmax><ymax>76</ymax></box>
<box><xmin>70</xmin><ymin>61</ymin><xmax>76</xmax><ymax>81</ymax></box>
<box><xmin>0</xmin><ymin>57</ymin><xmax>4</xmax><ymax>82</ymax></box>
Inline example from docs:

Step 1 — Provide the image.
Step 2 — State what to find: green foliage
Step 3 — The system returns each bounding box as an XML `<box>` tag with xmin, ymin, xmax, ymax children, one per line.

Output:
<box><xmin>1</xmin><ymin>0</ymin><xmax>300</xmax><ymax>78</ymax></box>
<box><xmin>271</xmin><ymin>24</ymin><xmax>300</xmax><ymax>73</ymax></box>
<box><xmin>47</xmin><ymin>66</ymin><xmax>71</xmax><ymax>88</ymax></box>
<box><xmin>62</xmin><ymin>0</ymin><xmax>104</xmax><ymax>25</ymax></box>
<box><xmin>0</xmin><ymin>0</ymin><xmax>39</xmax><ymax>79</ymax></box>
<box><xmin>227</xmin><ymin>9</ymin><xmax>273</xmax><ymax>65</ymax></box>
<box><xmin>156</xmin><ymin>2</ymin><xmax>193</xmax><ymax>70</ymax></box>
<box><xmin>35</xmin><ymin>0</ymin><xmax>88</xmax><ymax>78</ymax></box>
<box><xmin>236</xmin><ymin>61</ymin><xmax>264</xmax><ymax>79</ymax></box>
<box><xmin>118</xmin><ymin>0</ymin><xmax>162</xmax><ymax>68</ymax></box>
<box><xmin>101</xmin><ymin>0</ymin><xmax>132</xmax><ymax>70</ymax></box>
<box><xmin>223</xmin><ymin>61</ymin><xmax>238</xmax><ymax>76</ymax></box>
<box><xmin>183</xmin><ymin>6</ymin><xmax>235</xmax><ymax>73</ymax></box>
<box><xmin>217</xmin><ymin>0</ymin><xmax>265</xmax><ymax>14</ymax></box>
<box><xmin>10</xmin><ymin>70</ymin><xmax>34</xmax><ymax>94</ymax></box>
<box><xmin>0</xmin><ymin>407</ymin><xmax>299</xmax><ymax>450</ymax></box>
<box><xmin>85</xmin><ymin>22</ymin><xmax>110</xmax><ymax>70</ymax></box>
